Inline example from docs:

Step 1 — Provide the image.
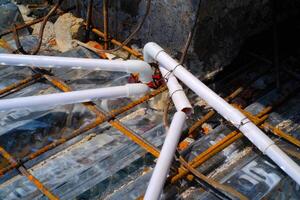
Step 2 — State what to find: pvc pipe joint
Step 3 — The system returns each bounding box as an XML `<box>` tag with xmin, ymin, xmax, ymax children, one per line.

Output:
<box><xmin>159</xmin><ymin>66</ymin><xmax>192</xmax><ymax>115</ymax></box>
<box><xmin>0</xmin><ymin>54</ymin><xmax>153</xmax><ymax>83</ymax></box>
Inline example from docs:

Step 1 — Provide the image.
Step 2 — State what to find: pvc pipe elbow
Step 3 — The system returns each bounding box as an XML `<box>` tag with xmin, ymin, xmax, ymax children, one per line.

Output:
<box><xmin>125</xmin><ymin>83</ymin><xmax>150</xmax><ymax>97</ymax></box>
<box><xmin>143</xmin><ymin>42</ymin><xmax>164</xmax><ymax>63</ymax></box>
<box><xmin>124</xmin><ymin>60</ymin><xmax>153</xmax><ymax>83</ymax></box>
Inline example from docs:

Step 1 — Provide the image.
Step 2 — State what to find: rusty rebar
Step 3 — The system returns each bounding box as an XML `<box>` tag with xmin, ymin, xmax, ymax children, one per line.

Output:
<box><xmin>90</xmin><ymin>26</ymin><xmax>143</xmax><ymax>59</ymax></box>
<box><xmin>178</xmin><ymin>156</ymin><xmax>248</xmax><ymax>200</ymax></box>
<box><xmin>85</xmin><ymin>0</ymin><xmax>151</xmax><ymax>54</ymax></box>
<box><xmin>85</xmin><ymin>0</ymin><xmax>94</xmax><ymax>42</ymax></box>
<box><xmin>170</xmin><ymin>111</ymin><xmax>270</xmax><ymax>184</ymax></box>
<box><xmin>0</xmin><ymin>74</ymin><xmax>42</xmax><ymax>97</ymax></box>
<box><xmin>103</xmin><ymin>0</ymin><xmax>109</xmax><ymax>49</ymax></box>
<box><xmin>179</xmin><ymin>0</ymin><xmax>202</xmax><ymax>64</ymax></box>
<box><xmin>0</xmin><ymin>147</ymin><xmax>59</xmax><ymax>200</ymax></box>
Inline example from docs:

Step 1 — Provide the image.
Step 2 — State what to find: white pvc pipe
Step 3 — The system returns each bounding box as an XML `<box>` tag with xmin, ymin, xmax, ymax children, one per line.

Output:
<box><xmin>0</xmin><ymin>84</ymin><xmax>149</xmax><ymax>111</ymax></box>
<box><xmin>143</xmin><ymin>42</ymin><xmax>300</xmax><ymax>186</ymax></box>
<box><xmin>144</xmin><ymin>111</ymin><xmax>187</xmax><ymax>200</ymax></box>
<box><xmin>0</xmin><ymin>54</ymin><xmax>153</xmax><ymax>83</ymax></box>
<box><xmin>159</xmin><ymin>66</ymin><xmax>193</xmax><ymax>115</ymax></box>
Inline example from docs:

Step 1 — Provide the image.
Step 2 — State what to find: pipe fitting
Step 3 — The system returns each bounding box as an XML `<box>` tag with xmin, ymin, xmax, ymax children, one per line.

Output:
<box><xmin>143</xmin><ymin>42</ymin><xmax>165</xmax><ymax>63</ymax></box>
<box><xmin>125</xmin><ymin>83</ymin><xmax>149</xmax><ymax>97</ymax></box>
<box><xmin>124</xmin><ymin>60</ymin><xmax>153</xmax><ymax>83</ymax></box>
<box><xmin>159</xmin><ymin>66</ymin><xmax>192</xmax><ymax>115</ymax></box>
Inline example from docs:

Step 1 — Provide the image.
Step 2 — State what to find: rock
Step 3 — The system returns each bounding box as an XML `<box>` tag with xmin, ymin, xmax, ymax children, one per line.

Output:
<box><xmin>0</xmin><ymin>2</ymin><xmax>29</xmax><ymax>40</ymax></box>
<box><xmin>54</xmin><ymin>13</ymin><xmax>85</xmax><ymax>52</ymax></box>
<box><xmin>16</xmin><ymin>4</ymin><xmax>35</xmax><ymax>21</ymax></box>
<box><xmin>32</xmin><ymin>21</ymin><xmax>55</xmax><ymax>44</ymax></box>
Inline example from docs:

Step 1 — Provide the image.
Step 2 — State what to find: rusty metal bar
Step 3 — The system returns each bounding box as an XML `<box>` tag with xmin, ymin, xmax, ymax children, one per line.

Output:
<box><xmin>187</xmin><ymin>87</ymin><xmax>244</xmax><ymax>137</ymax></box>
<box><xmin>178</xmin><ymin>157</ymin><xmax>248</xmax><ymax>200</ymax></box>
<box><xmin>105</xmin><ymin>118</ymin><xmax>160</xmax><ymax>157</ymax></box>
<box><xmin>90</xmin><ymin>26</ymin><xmax>143</xmax><ymax>59</ymax></box>
<box><xmin>262</xmin><ymin>123</ymin><xmax>300</xmax><ymax>148</ymax></box>
<box><xmin>182</xmin><ymin>66</ymin><xmax>279</xmax><ymax>145</ymax></box>
<box><xmin>0</xmin><ymin>6</ymin><xmax>75</xmax><ymax>38</ymax></box>
<box><xmin>85</xmin><ymin>0</ymin><xmax>94</xmax><ymax>42</ymax></box>
<box><xmin>0</xmin><ymin>84</ymin><xmax>166</xmax><ymax>176</ymax></box>
<box><xmin>0</xmin><ymin>147</ymin><xmax>59</xmax><ymax>200</ymax></box>
<box><xmin>0</xmin><ymin>74</ymin><xmax>42</xmax><ymax>97</ymax></box>
<box><xmin>170</xmin><ymin>111</ymin><xmax>270</xmax><ymax>184</ymax></box>
<box><xmin>103</xmin><ymin>0</ymin><xmax>109</xmax><ymax>49</ymax></box>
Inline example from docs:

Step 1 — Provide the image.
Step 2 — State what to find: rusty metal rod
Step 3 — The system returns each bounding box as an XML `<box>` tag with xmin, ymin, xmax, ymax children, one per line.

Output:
<box><xmin>170</xmin><ymin>111</ymin><xmax>270</xmax><ymax>184</ymax></box>
<box><xmin>0</xmin><ymin>74</ymin><xmax>42</xmax><ymax>97</ymax></box>
<box><xmin>85</xmin><ymin>0</ymin><xmax>94</xmax><ymax>42</ymax></box>
<box><xmin>187</xmin><ymin>87</ymin><xmax>244</xmax><ymax>136</ymax></box>
<box><xmin>103</xmin><ymin>0</ymin><xmax>109</xmax><ymax>49</ymax></box>
<box><xmin>262</xmin><ymin>123</ymin><xmax>300</xmax><ymax>148</ymax></box>
<box><xmin>107</xmin><ymin>119</ymin><xmax>160</xmax><ymax>157</ymax></box>
<box><xmin>0</xmin><ymin>147</ymin><xmax>59</xmax><ymax>200</ymax></box>
<box><xmin>178</xmin><ymin>156</ymin><xmax>248</xmax><ymax>200</ymax></box>
<box><xmin>89</xmin><ymin>26</ymin><xmax>143</xmax><ymax>59</ymax></box>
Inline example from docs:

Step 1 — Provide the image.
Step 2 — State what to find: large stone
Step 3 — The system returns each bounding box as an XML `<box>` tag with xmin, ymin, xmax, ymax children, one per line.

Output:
<box><xmin>32</xmin><ymin>21</ymin><xmax>55</xmax><ymax>43</ymax></box>
<box><xmin>54</xmin><ymin>13</ymin><xmax>85</xmax><ymax>52</ymax></box>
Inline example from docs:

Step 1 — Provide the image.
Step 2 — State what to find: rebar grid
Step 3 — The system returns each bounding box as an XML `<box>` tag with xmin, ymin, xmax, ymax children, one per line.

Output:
<box><xmin>0</xmin><ymin>2</ymin><xmax>300</xmax><ymax>199</ymax></box>
<box><xmin>0</xmin><ymin>49</ymin><xmax>164</xmax><ymax>198</ymax></box>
